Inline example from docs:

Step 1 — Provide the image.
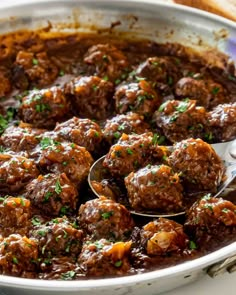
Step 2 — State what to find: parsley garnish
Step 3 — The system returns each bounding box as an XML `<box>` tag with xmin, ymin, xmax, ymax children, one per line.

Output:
<box><xmin>127</xmin><ymin>148</ymin><xmax>133</xmax><ymax>155</ymax></box>
<box><xmin>31</xmin><ymin>216</ymin><xmax>41</xmax><ymax>226</ymax></box>
<box><xmin>212</xmin><ymin>87</ymin><xmax>220</xmax><ymax>95</ymax></box>
<box><xmin>12</xmin><ymin>257</ymin><xmax>19</xmax><ymax>264</ymax></box>
<box><xmin>114</xmin><ymin>260</ymin><xmax>123</xmax><ymax>267</ymax></box>
<box><xmin>32</xmin><ymin>58</ymin><xmax>38</xmax><ymax>65</ymax></box>
<box><xmin>61</xmin><ymin>270</ymin><xmax>76</xmax><ymax>280</ymax></box>
<box><xmin>189</xmin><ymin>241</ymin><xmax>197</xmax><ymax>250</ymax></box>
<box><xmin>44</xmin><ymin>191</ymin><xmax>53</xmax><ymax>202</ymax></box>
<box><xmin>55</xmin><ymin>180</ymin><xmax>62</xmax><ymax>195</ymax></box>
<box><xmin>175</xmin><ymin>101</ymin><xmax>189</xmax><ymax>113</ymax></box>
<box><xmin>101</xmin><ymin>211</ymin><xmax>113</xmax><ymax>219</ymax></box>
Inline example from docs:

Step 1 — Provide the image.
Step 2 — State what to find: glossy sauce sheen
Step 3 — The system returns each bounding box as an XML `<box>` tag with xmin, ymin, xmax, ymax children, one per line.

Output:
<box><xmin>0</xmin><ymin>30</ymin><xmax>236</xmax><ymax>280</ymax></box>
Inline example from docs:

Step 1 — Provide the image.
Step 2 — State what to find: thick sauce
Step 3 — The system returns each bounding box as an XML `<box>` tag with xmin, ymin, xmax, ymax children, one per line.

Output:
<box><xmin>0</xmin><ymin>29</ymin><xmax>236</xmax><ymax>280</ymax></box>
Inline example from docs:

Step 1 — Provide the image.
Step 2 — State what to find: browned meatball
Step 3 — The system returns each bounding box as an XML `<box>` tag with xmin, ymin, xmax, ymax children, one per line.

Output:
<box><xmin>153</xmin><ymin>99</ymin><xmax>208</xmax><ymax>143</ymax></box>
<box><xmin>0</xmin><ymin>234</ymin><xmax>38</xmax><ymax>277</ymax></box>
<box><xmin>103</xmin><ymin>112</ymin><xmax>151</xmax><ymax>144</ymax></box>
<box><xmin>83</xmin><ymin>44</ymin><xmax>129</xmax><ymax>82</ymax></box>
<box><xmin>175</xmin><ymin>77</ymin><xmax>229</xmax><ymax>109</ymax></box>
<box><xmin>125</xmin><ymin>164</ymin><xmax>183</xmax><ymax>213</ymax></box>
<box><xmin>135</xmin><ymin>56</ymin><xmax>179</xmax><ymax>84</ymax></box>
<box><xmin>114</xmin><ymin>80</ymin><xmax>161</xmax><ymax>116</ymax></box>
<box><xmin>0</xmin><ymin>123</ymin><xmax>45</xmax><ymax>156</ymax></box>
<box><xmin>38</xmin><ymin>140</ymin><xmax>93</xmax><ymax>186</ymax></box>
<box><xmin>19</xmin><ymin>87</ymin><xmax>70</xmax><ymax>128</ymax></box>
<box><xmin>0</xmin><ymin>154</ymin><xmax>39</xmax><ymax>193</ymax></box>
<box><xmin>30</xmin><ymin>217</ymin><xmax>84</xmax><ymax>257</ymax></box>
<box><xmin>25</xmin><ymin>173</ymin><xmax>78</xmax><ymax>217</ymax></box>
<box><xmin>140</xmin><ymin>218</ymin><xmax>189</xmax><ymax>256</ymax></box>
<box><xmin>0</xmin><ymin>196</ymin><xmax>31</xmax><ymax>237</ymax></box>
<box><xmin>103</xmin><ymin>133</ymin><xmax>169</xmax><ymax>177</ymax></box>
<box><xmin>0</xmin><ymin>72</ymin><xmax>11</xmax><ymax>97</ymax></box>
<box><xmin>64</xmin><ymin>76</ymin><xmax>114</xmax><ymax>121</ymax></box>
<box><xmin>185</xmin><ymin>196</ymin><xmax>236</xmax><ymax>250</ymax></box>
<box><xmin>169</xmin><ymin>138</ymin><xmax>225</xmax><ymax>192</ymax></box>
<box><xmin>54</xmin><ymin>117</ymin><xmax>103</xmax><ymax>153</ymax></box>
<box><xmin>78</xmin><ymin>196</ymin><xmax>134</xmax><ymax>241</ymax></box>
<box><xmin>78</xmin><ymin>239</ymin><xmax>131</xmax><ymax>277</ymax></box>
<box><xmin>13</xmin><ymin>51</ymin><xmax>58</xmax><ymax>89</ymax></box>
<box><xmin>207</xmin><ymin>102</ymin><xmax>236</xmax><ymax>142</ymax></box>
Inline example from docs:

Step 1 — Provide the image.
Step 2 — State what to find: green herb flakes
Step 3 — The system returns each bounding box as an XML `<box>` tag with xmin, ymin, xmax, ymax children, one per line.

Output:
<box><xmin>55</xmin><ymin>180</ymin><xmax>62</xmax><ymax>195</ymax></box>
<box><xmin>101</xmin><ymin>211</ymin><xmax>113</xmax><ymax>219</ymax></box>
<box><xmin>114</xmin><ymin>260</ymin><xmax>123</xmax><ymax>268</ymax></box>
<box><xmin>189</xmin><ymin>240</ymin><xmax>197</xmax><ymax>250</ymax></box>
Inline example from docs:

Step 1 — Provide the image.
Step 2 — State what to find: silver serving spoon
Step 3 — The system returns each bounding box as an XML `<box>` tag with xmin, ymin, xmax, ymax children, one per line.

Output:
<box><xmin>88</xmin><ymin>140</ymin><xmax>236</xmax><ymax>218</ymax></box>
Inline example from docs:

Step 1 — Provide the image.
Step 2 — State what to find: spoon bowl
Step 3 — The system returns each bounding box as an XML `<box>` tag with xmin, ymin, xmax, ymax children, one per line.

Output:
<box><xmin>88</xmin><ymin>140</ymin><xmax>236</xmax><ymax>218</ymax></box>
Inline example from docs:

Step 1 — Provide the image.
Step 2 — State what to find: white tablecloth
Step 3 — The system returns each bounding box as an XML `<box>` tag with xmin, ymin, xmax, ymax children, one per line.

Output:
<box><xmin>164</xmin><ymin>271</ymin><xmax>236</xmax><ymax>295</ymax></box>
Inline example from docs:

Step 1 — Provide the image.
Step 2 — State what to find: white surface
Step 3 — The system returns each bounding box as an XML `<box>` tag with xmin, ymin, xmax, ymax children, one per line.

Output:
<box><xmin>163</xmin><ymin>271</ymin><xmax>236</xmax><ymax>295</ymax></box>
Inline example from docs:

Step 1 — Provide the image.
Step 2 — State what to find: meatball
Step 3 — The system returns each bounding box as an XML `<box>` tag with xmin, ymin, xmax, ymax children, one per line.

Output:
<box><xmin>83</xmin><ymin>44</ymin><xmax>129</xmax><ymax>82</ymax></box>
<box><xmin>0</xmin><ymin>123</ymin><xmax>45</xmax><ymax>156</ymax></box>
<box><xmin>13</xmin><ymin>51</ymin><xmax>58</xmax><ymax>89</ymax></box>
<box><xmin>64</xmin><ymin>76</ymin><xmax>114</xmax><ymax>121</ymax></box>
<box><xmin>103</xmin><ymin>112</ymin><xmax>151</xmax><ymax>144</ymax></box>
<box><xmin>0</xmin><ymin>234</ymin><xmax>38</xmax><ymax>277</ymax></box>
<box><xmin>175</xmin><ymin>77</ymin><xmax>229</xmax><ymax>109</ymax></box>
<box><xmin>114</xmin><ymin>80</ymin><xmax>161</xmax><ymax>116</ymax></box>
<box><xmin>54</xmin><ymin>117</ymin><xmax>103</xmax><ymax>153</ymax></box>
<box><xmin>135</xmin><ymin>56</ymin><xmax>179</xmax><ymax>84</ymax></box>
<box><xmin>184</xmin><ymin>196</ymin><xmax>236</xmax><ymax>250</ymax></box>
<box><xmin>38</xmin><ymin>139</ymin><xmax>93</xmax><ymax>185</ymax></box>
<box><xmin>0</xmin><ymin>72</ymin><xmax>11</xmax><ymax>97</ymax></box>
<box><xmin>78</xmin><ymin>196</ymin><xmax>134</xmax><ymax>241</ymax></box>
<box><xmin>169</xmin><ymin>138</ymin><xmax>225</xmax><ymax>192</ymax></box>
<box><xmin>78</xmin><ymin>239</ymin><xmax>131</xmax><ymax>277</ymax></box>
<box><xmin>207</xmin><ymin>102</ymin><xmax>236</xmax><ymax>142</ymax></box>
<box><xmin>140</xmin><ymin>218</ymin><xmax>189</xmax><ymax>256</ymax></box>
<box><xmin>19</xmin><ymin>87</ymin><xmax>70</xmax><ymax>128</ymax></box>
<box><xmin>0</xmin><ymin>196</ymin><xmax>31</xmax><ymax>237</ymax></box>
<box><xmin>125</xmin><ymin>164</ymin><xmax>183</xmax><ymax>212</ymax></box>
<box><xmin>153</xmin><ymin>99</ymin><xmax>208</xmax><ymax>143</ymax></box>
<box><xmin>25</xmin><ymin>173</ymin><xmax>78</xmax><ymax>217</ymax></box>
<box><xmin>103</xmin><ymin>133</ymin><xmax>169</xmax><ymax>177</ymax></box>
<box><xmin>0</xmin><ymin>154</ymin><xmax>39</xmax><ymax>193</ymax></box>
<box><xmin>30</xmin><ymin>217</ymin><xmax>84</xmax><ymax>257</ymax></box>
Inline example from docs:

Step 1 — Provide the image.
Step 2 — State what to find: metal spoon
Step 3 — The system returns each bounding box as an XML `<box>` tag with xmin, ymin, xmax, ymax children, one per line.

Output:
<box><xmin>88</xmin><ymin>140</ymin><xmax>236</xmax><ymax>218</ymax></box>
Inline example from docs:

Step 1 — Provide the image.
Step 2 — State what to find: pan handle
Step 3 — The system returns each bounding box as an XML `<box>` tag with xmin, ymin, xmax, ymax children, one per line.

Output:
<box><xmin>207</xmin><ymin>254</ymin><xmax>236</xmax><ymax>277</ymax></box>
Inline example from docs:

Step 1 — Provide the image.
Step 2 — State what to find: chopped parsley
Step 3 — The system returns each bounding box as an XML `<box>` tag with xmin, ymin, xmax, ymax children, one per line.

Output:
<box><xmin>12</xmin><ymin>257</ymin><xmax>19</xmax><ymax>264</ymax></box>
<box><xmin>222</xmin><ymin>208</ymin><xmax>230</xmax><ymax>213</ymax></box>
<box><xmin>175</xmin><ymin>101</ymin><xmax>189</xmax><ymax>113</ymax></box>
<box><xmin>103</xmin><ymin>75</ymin><xmax>109</xmax><ymax>81</ymax></box>
<box><xmin>44</xmin><ymin>191</ymin><xmax>53</xmax><ymax>202</ymax></box>
<box><xmin>40</xmin><ymin>137</ymin><xmax>60</xmax><ymax>150</ymax></box>
<box><xmin>32</xmin><ymin>58</ymin><xmax>39</xmax><ymax>65</ymax></box>
<box><xmin>37</xmin><ymin>230</ymin><xmax>46</xmax><ymax>237</ymax></box>
<box><xmin>60</xmin><ymin>206</ymin><xmax>68</xmax><ymax>215</ymax></box>
<box><xmin>31</xmin><ymin>216</ymin><xmax>41</xmax><ymax>226</ymax></box>
<box><xmin>35</xmin><ymin>103</ymin><xmax>50</xmax><ymax>113</ymax></box>
<box><xmin>55</xmin><ymin>180</ymin><xmax>62</xmax><ymax>195</ymax></box>
<box><xmin>61</xmin><ymin>270</ymin><xmax>76</xmax><ymax>280</ymax></box>
<box><xmin>212</xmin><ymin>87</ymin><xmax>220</xmax><ymax>95</ymax></box>
<box><xmin>158</xmin><ymin>102</ymin><xmax>168</xmax><ymax>112</ymax></box>
<box><xmin>101</xmin><ymin>211</ymin><xmax>113</xmax><ymax>219</ymax></box>
<box><xmin>59</xmin><ymin>70</ymin><xmax>65</xmax><ymax>76</ymax></box>
<box><xmin>189</xmin><ymin>240</ymin><xmax>197</xmax><ymax>250</ymax></box>
<box><xmin>127</xmin><ymin>148</ymin><xmax>133</xmax><ymax>155</ymax></box>
<box><xmin>114</xmin><ymin>260</ymin><xmax>123</xmax><ymax>267</ymax></box>
<box><xmin>113</xmin><ymin>131</ymin><xmax>121</xmax><ymax>139</ymax></box>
